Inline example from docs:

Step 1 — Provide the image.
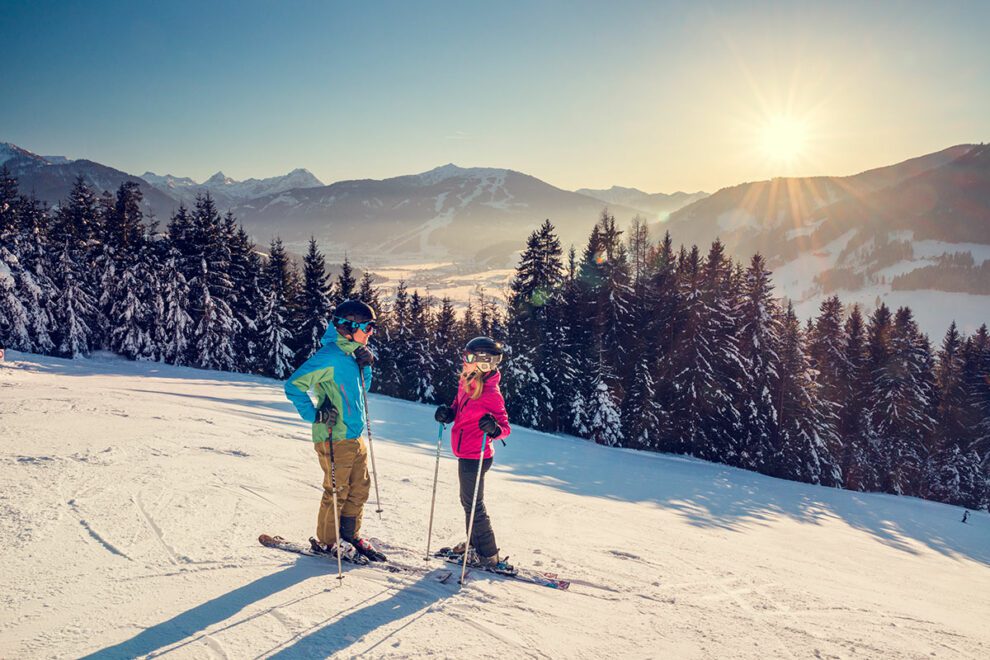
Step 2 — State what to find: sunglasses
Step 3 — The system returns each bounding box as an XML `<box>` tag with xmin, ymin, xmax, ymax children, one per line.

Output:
<box><xmin>335</xmin><ymin>317</ymin><xmax>377</xmax><ymax>334</ymax></box>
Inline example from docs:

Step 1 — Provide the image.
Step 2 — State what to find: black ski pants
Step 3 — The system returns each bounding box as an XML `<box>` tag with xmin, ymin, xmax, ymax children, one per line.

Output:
<box><xmin>458</xmin><ymin>457</ymin><xmax>498</xmax><ymax>557</ymax></box>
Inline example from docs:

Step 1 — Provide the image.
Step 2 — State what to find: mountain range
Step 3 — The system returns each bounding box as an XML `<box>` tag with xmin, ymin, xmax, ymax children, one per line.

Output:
<box><xmin>0</xmin><ymin>143</ymin><xmax>700</xmax><ymax>266</ymax></box>
<box><xmin>3</xmin><ymin>139</ymin><xmax>989</xmax><ymax>335</ymax></box>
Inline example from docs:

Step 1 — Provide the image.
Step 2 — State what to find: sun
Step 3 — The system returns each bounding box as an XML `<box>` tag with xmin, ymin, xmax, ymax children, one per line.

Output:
<box><xmin>759</xmin><ymin>115</ymin><xmax>809</xmax><ymax>165</ymax></box>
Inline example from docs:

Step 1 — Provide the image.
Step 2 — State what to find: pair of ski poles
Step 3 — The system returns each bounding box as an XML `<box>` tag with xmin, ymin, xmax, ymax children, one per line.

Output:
<box><xmin>324</xmin><ymin>370</ymin><xmax>383</xmax><ymax>583</ymax></box>
<box><xmin>425</xmin><ymin>423</ymin><xmax>491</xmax><ymax>585</ymax></box>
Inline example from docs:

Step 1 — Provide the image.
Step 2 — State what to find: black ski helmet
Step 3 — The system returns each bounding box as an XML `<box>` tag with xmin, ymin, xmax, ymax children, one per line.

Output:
<box><xmin>332</xmin><ymin>299</ymin><xmax>377</xmax><ymax>336</ymax></box>
<box><xmin>465</xmin><ymin>336</ymin><xmax>503</xmax><ymax>356</ymax></box>
<box><xmin>464</xmin><ymin>336</ymin><xmax>504</xmax><ymax>371</ymax></box>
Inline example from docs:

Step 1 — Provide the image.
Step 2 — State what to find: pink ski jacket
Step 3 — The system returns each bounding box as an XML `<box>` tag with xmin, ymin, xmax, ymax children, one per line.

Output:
<box><xmin>449</xmin><ymin>370</ymin><xmax>512</xmax><ymax>459</ymax></box>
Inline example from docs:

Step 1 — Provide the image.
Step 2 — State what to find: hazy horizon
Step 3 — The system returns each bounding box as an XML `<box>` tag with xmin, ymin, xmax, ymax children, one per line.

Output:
<box><xmin>3</xmin><ymin>0</ymin><xmax>989</xmax><ymax>193</ymax></box>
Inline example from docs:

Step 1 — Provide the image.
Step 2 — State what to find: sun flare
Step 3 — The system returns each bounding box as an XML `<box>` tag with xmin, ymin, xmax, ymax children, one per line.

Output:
<box><xmin>759</xmin><ymin>115</ymin><xmax>809</xmax><ymax>164</ymax></box>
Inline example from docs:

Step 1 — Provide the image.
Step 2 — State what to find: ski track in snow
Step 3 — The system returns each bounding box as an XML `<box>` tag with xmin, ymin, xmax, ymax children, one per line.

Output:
<box><xmin>1</xmin><ymin>351</ymin><xmax>989</xmax><ymax>659</ymax></box>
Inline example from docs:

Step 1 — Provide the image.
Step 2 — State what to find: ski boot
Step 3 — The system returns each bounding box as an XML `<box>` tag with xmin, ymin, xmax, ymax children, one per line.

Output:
<box><xmin>309</xmin><ymin>537</ymin><xmax>368</xmax><ymax>565</ymax></box>
<box><xmin>459</xmin><ymin>548</ymin><xmax>516</xmax><ymax>575</ymax></box>
<box><xmin>351</xmin><ymin>537</ymin><xmax>387</xmax><ymax>562</ymax></box>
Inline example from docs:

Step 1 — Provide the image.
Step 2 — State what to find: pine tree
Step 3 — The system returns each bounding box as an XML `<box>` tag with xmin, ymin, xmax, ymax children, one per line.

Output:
<box><xmin>159</xmin><ymin>248</ymin><xmax>193</xmax><ymax>365</ymax></box>
<box><xmin>807</xmin><ymin>296</ymin><xmax>848</xmax><ymax>478</ymax></box>
<box><xmin>558</xmin><ymin>246</ymin><xmax>591</xmax><ymax>436</ymax></box>
<box><xmin>406</xmin><ymin>291</ymin><xmax>436</xmax><ymax>402</ymax></box>
<box><xmin>16</xmin><ymin>197</ymin><xmax>57</xmax><ymax>355</ymax></box>
<box><xmin>296</xmin><ymin>237</ymin><xmax>333</xmax><ymax>364</ymax></box>
<box><xmin>927</xmin><ymin>322</ymin><xmax>986</xmax><ymax>506</ymax></box>
<box><xmin>773</xmin><ymin>303</ymin><xmax>840</xmax><ymax>485</ymax></box>
<box><xmin>737</xmin><ymin>254</ymin><xmax>782</xmax><ymax>473</ymax></box>
<box><xmin>110</xmin><ymin>259</ymin><xmax>155</xmax><ymax>360</ymax></box>
<box><xmin>587</xmin><ymin>349</ymin><xmax>624</xmax><ymax>446</ymax></box>
<box><xmin>336</xmin><ymin>255</ymin><xmax>356</xmax><ymax>303</ymax></box>
<box><xmin>189</xmin><ymin>194</ymin><xmax>237</xmax><ymax>371</ymax></box>
<box><xmin>257</xmin><ymin>238</ymin><xmax>297</xmax><ymax>379</ymax></box>
<box><xmin>504</xmin><ymin>220</ymin><xmax>564</xmax><ymax>429</ymax></box>
<box><xmin>699</xmin><ymin>240</ymin><xmax>744</xmax><ymax>463</ymax></box>
<box><xmin>431</xmin><ymin>297</ymin><xmax>461</xmax><ymax>405</ymax></box>
<box><xmin>53</xmin><ymin>240</ymin><xmax>95</xmax><ymax>358</ymax></box>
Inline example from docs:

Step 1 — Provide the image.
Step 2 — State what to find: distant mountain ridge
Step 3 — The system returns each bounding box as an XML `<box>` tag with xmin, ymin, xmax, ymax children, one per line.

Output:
<box><xmin>141</xmin><ymin>167</ymin><xmax>324</xmax><ymax>209</ymax></box>
<box><xmin>231</xmin><ymin>163</ymin><xmax>648</xmax><ymax>264</ymax></box>
<box><xmin>576</xmin><ymin>185</ymin><xmax>708</xmax><ymax>218</ymax></box>
<box><xmin>0</xmin><ymin>142</ymin><xmax>177</xmax><ymax>218</ymax></box>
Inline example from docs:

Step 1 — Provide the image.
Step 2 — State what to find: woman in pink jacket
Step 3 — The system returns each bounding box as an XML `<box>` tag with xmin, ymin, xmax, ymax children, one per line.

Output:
<box><xmin>434</xmin><ymin>336</ymin><xmax>512</xmax><ymax>567</ymax></box>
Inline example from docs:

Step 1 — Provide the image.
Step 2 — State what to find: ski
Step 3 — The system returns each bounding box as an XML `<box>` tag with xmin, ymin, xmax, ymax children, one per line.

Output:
<box><xmin>258</xmin><ymin>534</ymin><xmax>439</xmax><ymax>578</ymax></box>
<box><xmin>433</xmin><ymin>546</ymin><xmax>571</xmax><ymax>590</ymax></box>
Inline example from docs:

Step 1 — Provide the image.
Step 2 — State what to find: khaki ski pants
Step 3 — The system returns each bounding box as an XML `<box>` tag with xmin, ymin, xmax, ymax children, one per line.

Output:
<box><xmin>314</xmin><ymin>437</ymin><xmax>370</xmax><ymax>545</ymax></box>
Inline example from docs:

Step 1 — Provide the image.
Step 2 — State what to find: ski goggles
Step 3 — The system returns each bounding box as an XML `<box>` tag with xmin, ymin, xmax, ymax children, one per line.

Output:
<box><xmin>463</xmin><ymin>351</ymin><xmax>502</xmax><ymax>371</ymax></box>
<box><xmin>334</xmin><ymin>316</ymin><xmax>377</xmax><ymax>334</ymax></box>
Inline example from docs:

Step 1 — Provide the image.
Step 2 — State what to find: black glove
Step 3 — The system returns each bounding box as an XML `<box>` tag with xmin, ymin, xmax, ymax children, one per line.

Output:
<box><xmin>353</xmin><ymin>345</ymin><xmax>375</xmax><ymax>368</ymax></box>
<box><xmin>434</xmin><ymin>404</ymin><xmax>456</xmax><ymax>424</ymax></box>
<box><xmin>478</xmin><ymin>413</ymin><xmax>501</xmax><ymax>438</ymax></box>
<box><xmin>315</xmin><ymin>399</ymin><xmax>338</xmax><ymax>426</ymax></box>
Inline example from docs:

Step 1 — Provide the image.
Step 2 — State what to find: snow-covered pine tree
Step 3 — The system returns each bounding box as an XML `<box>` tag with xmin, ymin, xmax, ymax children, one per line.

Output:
<box><xmin>228</xmin><ymin>223</ymin><xmax>263</xmax><ymax>371</ymax></box>
<box><xmin>870</xmin><ymin>307</ymin><xmax>935</xmax><ymax>495</ymax></box>
<box><xmin>431</xmin><ymin>296</ymin><xmax>461</xmax><ymax>405</ymax></box>
<box><xmin>837</xmin><ymin>305</ymin><xmax>873</xmax><ymax>490</ymax></box>
<box><xmin>773</xmin><ymin>302</ymin><xmax>841</xmax><ymax>485</ymax></box>
<box><xmin>295</xmin><ymin>237</ymin><xmax>333</xmax><ymax>364</ymax></box>
<box><xmin>0</xmin><ymin>182</ymin><xmax>31</xmax><ymax>351</ymax></box>
<box><xmin>336</xmin><ymin>255</ymin><xmax>357</xmax><ymax>304</ymax></box>
<box><xmin>256</xmin><ymin>238</ymin><xmax>297</xmax><ymax>379</ymax></box>
<box><xmin>504</xmin><ymin>220</ymin><xmax>564</xmax><ymax>430</ymax></box>
<box><xmin>158</xmin><ymin>247</ymin><xmax>192</xmax><ymax>365</ymax></box>
<box><xmin>736</xmin><ymin>254</ymin><xmax>782</xmax><ymax>473</ymax></box>
<box><xmin>408</xmin><ymin>291</ymin><xmax>436</xmax><ymax>402</ymax></box>
<box><xmin>381</xmin><ymin>281</ymin><xmax>412</xmax><ymax>398</ymax></box>
<box><xmin>807</xmin><ymin>296</ymin><xmax>848</xmax><ymax>479</ymax></box>
<box><xmin>926</xmin><ymin>322</ymin><xmax>985</xmax><ymax>506</ymax></box>
<box><xmin>15</xmin><ymin>196</ymin><xmax>57</xmax><ymax>355</ymax></box>
<box><xmin>109</xmin><ymin>258</ymin><xmax>155</xmax><ymax>360</ymax></box>
<box><xmin>667</xmin><ymin>245</ymin><xmax>718</xmax><ymax>456</ymax></box>
<box><xmin>52</xmin><ymin>239</ymin><xmax>95</xmax><ymax>358</ymax></box>
<box><xmin>558</xmin><ymin>246</ymin><xmax>591</xmax><ymax>437</ymax></box>
<box><xmin>638</xmin><ymin>232</ymin><xmax>681</xmax><ymax>449</ymax></box>
<box><xmin>189</xmin><ymin>194</ymin><xmax>237</xmax><ymax>372</ymax></box>
<box><xmin>459</xmin><ymin>296</ymin><xmax>481</xmax><ymax>346</ymax></box>
<box><xmin>587</xmin><ymin>348</ymin><xmax>624</xmax><ymax>446</ymax></box>
<box><xmin>699</xmin><ymin>240</ymin><xmax>744</xmax><ymax>463</ymax></box>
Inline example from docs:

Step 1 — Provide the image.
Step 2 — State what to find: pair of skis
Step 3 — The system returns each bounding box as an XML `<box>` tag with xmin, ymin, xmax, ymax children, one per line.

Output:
<box><xmin>258</xmin><ymin>534</ymin><xmax>569</xmax><ymax>590</ymax></box>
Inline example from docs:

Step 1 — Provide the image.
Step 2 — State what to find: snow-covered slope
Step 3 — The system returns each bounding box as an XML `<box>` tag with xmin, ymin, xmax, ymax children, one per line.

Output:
<box><xmin>2</xmin><ymin>352</ymin><xmax>987</xmax><ymax>658</ymax></box>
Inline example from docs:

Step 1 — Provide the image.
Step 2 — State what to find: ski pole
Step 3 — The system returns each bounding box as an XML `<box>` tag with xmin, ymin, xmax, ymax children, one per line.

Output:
<box><xmin>460</xmin><ymin>433</ymin><xmax>488</xmax><ymax>585</ymax></box>
<box><xmin>358</xmin><ymin>369</ymin><xmax>384</xmax><ymax>518</ymax></box>
<box><xmin>425</xmin><ymin>422</ymin><xmax>445</xmax><ymax>561</ymax></box>
<box><xmin>327</xmin><ymin>436</ymin><xmax>344</xmax><ymax>582</ymax></box>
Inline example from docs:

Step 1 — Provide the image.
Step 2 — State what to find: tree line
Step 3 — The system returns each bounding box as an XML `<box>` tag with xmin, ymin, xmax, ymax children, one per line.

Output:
<box><xmin>1</xmin><ymin>167</ymin><xmax>987</xmax><ymax>510</ymax></box>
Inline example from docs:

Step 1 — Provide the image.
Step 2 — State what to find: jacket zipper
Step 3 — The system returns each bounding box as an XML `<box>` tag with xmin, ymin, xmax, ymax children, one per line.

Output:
<box><xmin>457</xmin><ymin>429</ymin><xmax>463</xmax><ymax>454</ymax></box>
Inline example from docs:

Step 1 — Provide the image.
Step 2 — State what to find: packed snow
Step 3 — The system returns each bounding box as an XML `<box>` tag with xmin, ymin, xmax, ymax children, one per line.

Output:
<box><xmin>1</xmin><ymin>352</ymin><xmax>988</xmax><ymax>658</ymax></box>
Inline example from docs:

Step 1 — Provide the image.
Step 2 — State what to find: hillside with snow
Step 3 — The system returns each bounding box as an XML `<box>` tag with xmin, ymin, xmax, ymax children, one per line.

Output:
<box><xmin>1</xmin><ymin>352</ymin><xmax>988</xmax><ymax>658</ymax></box>
<box><xmin>231</xmin><ymin>164</ymin><xmax>646</xmax><ymax>266</ymax></box>
<box><xmin>663</xmin><ymin>144</ymin><xmax>990</xmax><ymax>338</ymax></box>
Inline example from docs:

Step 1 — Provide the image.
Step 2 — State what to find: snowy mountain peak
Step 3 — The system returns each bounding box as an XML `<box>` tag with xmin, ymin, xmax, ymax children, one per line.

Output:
<box><xmin>0</xmin><ymin>142</ymin><xmax>48</xmax><ymax>167</ymax></box>
<box><xmin>205</xmin><ymin>171</ymin><xmax>235</xmax><ymax>186</ymax></box>
<box><xmin>141</xmin><ymin>172</ymin><xmax>198</xmax><ymax>190</ymax></box>
<box><xmin>414</xmin><ymin>163</ymin><xmax>509</xmax><ymax>186</ymax></box>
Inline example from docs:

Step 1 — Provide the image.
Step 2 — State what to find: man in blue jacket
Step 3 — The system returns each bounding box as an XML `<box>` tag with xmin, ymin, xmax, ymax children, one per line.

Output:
<box><xmin>284</xmin><ymin>300</ymin><xmax>385</xmax><ymax>562</ymax></box>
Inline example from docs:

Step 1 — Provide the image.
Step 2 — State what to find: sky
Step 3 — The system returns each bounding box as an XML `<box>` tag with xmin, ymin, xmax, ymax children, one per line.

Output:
<box><xmin>2</xmin><ymin>0</ymin><xmax>988</xmax><ymax>194</ymax></box>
